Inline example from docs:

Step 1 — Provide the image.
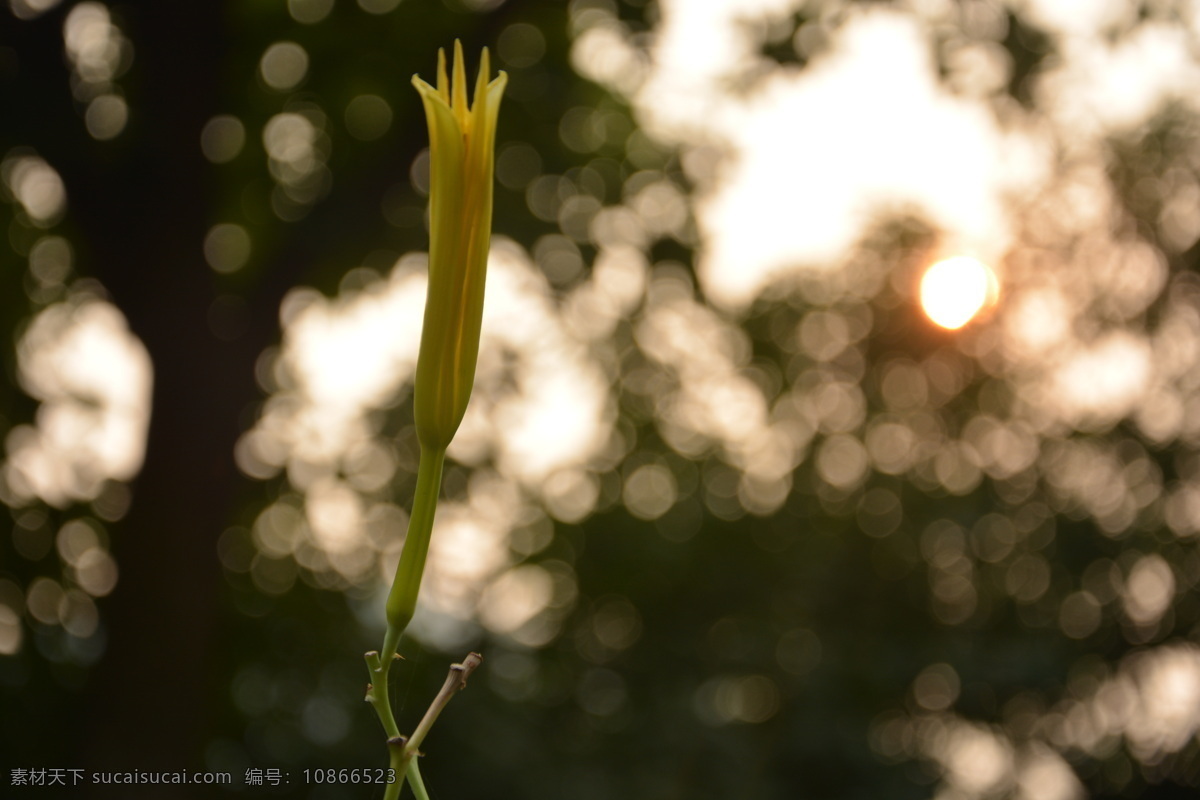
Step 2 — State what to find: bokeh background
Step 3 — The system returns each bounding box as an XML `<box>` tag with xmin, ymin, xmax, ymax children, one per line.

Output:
<box><xmin>3</xmin><ymin>0</ymin><xmax>1200</xmax><ymax>798</ymax></box>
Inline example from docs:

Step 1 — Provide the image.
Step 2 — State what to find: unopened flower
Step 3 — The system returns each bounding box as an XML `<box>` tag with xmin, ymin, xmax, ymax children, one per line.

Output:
<box><xmin>382</xmin><ymin>44</ymin><xmax>506</xmax><ymax>647</ymax></box>
<box><xmin>411</xmin><ymin>41</ymin><xmax>507</xmax><ymax>452</ymax></box>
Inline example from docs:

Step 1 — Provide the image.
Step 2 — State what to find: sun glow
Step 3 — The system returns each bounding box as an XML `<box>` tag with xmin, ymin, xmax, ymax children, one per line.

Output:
<box><xmin>920</xmin><ymin>256</ymin><xmax>996</xmax><ymax>330</ymax></box>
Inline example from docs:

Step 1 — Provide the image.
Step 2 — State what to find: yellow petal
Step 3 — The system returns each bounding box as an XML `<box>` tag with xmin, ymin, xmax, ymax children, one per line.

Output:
<box><xmin>452</xmin><ymin>39</ymin><xmax>469</xmax><ymax>131</ymax></box>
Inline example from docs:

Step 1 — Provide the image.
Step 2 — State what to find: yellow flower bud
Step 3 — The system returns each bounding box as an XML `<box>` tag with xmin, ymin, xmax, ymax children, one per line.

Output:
<box><xmin>411</xmin><ymin>41</ymin><xmax>507</xmax><ymax>451</ymax></box>
<box><xmin>381</xmin><ymin>44</ymin><xmax>506</xmax><ymax>648</ymax></box>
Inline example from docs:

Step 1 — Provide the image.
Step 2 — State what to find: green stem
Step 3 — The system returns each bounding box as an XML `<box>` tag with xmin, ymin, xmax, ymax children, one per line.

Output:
<box><xmin>364</xmin><ymin>655</ymin><xmax>398</xmax><ymax>736</ymax></box>
<box><xmin>407</xmin><ymin>760</ymin><xmax>431</xmax><ymax>800</ymax></box>
<box><xmin>364</xmin><ymin>650</ymin><xmax>406</xmax><ymax>799</ymax></box>
<box><xmin>385</xmin><ymin>445</ymin><xmax>446</xmax><ymax>652</ymax></box>
<box><xmin>365</xmin><ymin>445</ymin><xmax>447</xmax><ymax>799</ymax></box>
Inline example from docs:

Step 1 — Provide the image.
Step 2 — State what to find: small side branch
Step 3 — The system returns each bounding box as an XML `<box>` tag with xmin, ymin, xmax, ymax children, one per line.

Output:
<box><xmin>398</xmin><ymin>653</ymin><xmax>483</xmax><ymax>777</ymax></box>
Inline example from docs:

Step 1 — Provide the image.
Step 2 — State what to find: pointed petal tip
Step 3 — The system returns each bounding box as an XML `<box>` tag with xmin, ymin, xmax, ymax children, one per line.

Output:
<box><xmin>486</xmin><ymin>70</ymin><xmax>508</xmax><ymax>105</ymax></box>
<box><xmin>435</xmin><ymin>48</ymin><xmax>448</xmax><ymax>98</ymax></box>
<box><xmin>452</xmin><ymin>40</ymin><xmax>469</xmax><ymax>115</ymax></box>
<box><xmin>412</xmin><ymin>74</ymin><xmax>443</xmax><ymax>101</ymax></box>
<box><xmin>472</xmin><ymin>47</ymin><xmax>492</xmax><ymax>114</ymax></box>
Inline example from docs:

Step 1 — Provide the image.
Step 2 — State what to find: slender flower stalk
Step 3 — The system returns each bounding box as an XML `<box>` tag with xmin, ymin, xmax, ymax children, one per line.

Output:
<box><xmin>365</xmin><ymin>42</ymin><xmax>505</xmax><ymax>800</ymax></box>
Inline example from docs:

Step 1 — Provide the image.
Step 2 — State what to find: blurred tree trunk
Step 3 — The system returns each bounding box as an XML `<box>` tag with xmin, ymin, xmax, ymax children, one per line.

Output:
<box><xmin>47</xmin><ymin>3</ymin><xmax>249</xmax><ymax>795</ymax></box>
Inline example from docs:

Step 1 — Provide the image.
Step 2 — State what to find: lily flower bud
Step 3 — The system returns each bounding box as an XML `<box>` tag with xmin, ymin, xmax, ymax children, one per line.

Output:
<box><xmin>411</xmin><ymin>41</ymin><xmax>507</xmax><ymax>451</ymax></box>
<box><xmin>382</xmin><ymin>44</ymin><xmax>506</xmax><ymax>649</ymax></box>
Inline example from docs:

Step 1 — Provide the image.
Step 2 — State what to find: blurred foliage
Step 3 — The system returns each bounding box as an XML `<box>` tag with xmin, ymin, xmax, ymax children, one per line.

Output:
<box><xmin>2</xmin><ymin>1</ymin><xmax>1200</xmax><ymax>799</ymax></box>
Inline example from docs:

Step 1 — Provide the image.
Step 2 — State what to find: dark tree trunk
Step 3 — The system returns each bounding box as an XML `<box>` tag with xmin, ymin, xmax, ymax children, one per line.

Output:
<box><xmin>49</xmin><ymin>3</ymin><xmax>247</xmax><ymax>794</ymax></box>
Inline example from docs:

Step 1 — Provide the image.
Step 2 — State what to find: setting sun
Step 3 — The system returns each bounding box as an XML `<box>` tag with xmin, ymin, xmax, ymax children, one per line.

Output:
<box><xmin>920</xmin><ymin>256</ymin><xmax>996</xmax><ymax>330</ymax></box>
